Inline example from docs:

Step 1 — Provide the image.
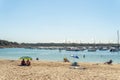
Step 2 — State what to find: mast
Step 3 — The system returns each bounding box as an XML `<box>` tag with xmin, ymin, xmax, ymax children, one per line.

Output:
<box><xmin>117</xmin><ymin>30</ymin><xmax>119</xmax><ymax>49</ymax></box>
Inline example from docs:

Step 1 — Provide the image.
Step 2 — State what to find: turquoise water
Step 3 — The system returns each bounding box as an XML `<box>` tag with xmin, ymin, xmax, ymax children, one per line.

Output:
<box><xmin>0</xmin><ymin>48</ymin><xmax>120</xmax><ymax>63</ymax></box>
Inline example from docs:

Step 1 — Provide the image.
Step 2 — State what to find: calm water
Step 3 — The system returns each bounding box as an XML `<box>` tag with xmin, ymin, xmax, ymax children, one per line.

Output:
<box><xmin>0</xmin><ymin>48</ymin><xmax>120</xmax><ymax>63</ymax></box>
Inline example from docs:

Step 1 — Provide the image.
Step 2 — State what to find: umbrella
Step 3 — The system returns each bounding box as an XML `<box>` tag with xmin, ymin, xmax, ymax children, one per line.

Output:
<box><xmin>19</xmin><ymin>56</ymin><xmax>32</xmax><ymax>60</ymax></box>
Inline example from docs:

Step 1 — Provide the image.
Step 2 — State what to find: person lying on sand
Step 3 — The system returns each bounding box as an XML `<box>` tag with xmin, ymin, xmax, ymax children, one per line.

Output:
<box><xmin>104</xmin><ymin>59</ymin><xmax>113</xmax><ymax>64</ymax></box>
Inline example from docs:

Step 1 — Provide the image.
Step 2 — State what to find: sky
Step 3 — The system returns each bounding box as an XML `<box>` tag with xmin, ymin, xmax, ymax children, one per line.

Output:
<box><xmin>0</xmin><ymin>0</ymin><xmax>120</xmax><ymax>43</ymax></box>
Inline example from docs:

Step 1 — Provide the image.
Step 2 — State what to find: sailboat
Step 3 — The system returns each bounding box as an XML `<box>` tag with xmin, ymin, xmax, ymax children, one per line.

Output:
<box><xmin>88</xmin><ymin>46</ymin><xmax>97</xmax><ymax>52</ymax></box>
<box><xmin>110</xmin><ymin>30</ymin><xmax>119</xmax><ymax>52</ymax></box>
<box><xmin>88</xmin><ymin>39</ymin><xmax>97</xmax><ymax>52</ymax></box>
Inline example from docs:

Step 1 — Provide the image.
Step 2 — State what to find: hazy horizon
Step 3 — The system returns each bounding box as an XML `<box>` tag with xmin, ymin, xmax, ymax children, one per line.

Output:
<box><xmin>0</xmin><ymin>0</ymin><xmax>120</xmax><ymax>43</ymax></box>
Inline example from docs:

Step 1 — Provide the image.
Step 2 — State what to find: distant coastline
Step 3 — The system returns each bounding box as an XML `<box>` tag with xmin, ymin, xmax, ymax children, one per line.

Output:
<box><xmin>0</xmin><ymin>39</ymin><xmax>119</xmax><ymax>48</ymax></box>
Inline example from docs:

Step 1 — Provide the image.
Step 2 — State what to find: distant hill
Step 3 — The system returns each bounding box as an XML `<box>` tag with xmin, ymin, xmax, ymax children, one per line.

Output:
<box><xmin>0</xmin><ymin>40</ymin><xmax>20</xmax><ymax>48</ymax></box>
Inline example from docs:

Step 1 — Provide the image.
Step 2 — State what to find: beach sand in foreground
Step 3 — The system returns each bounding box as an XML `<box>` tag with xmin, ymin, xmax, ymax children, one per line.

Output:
<box><xmin>0</xmin><ymin>60</ymin><xmax>120</xmax><ymax>80</ymax></box>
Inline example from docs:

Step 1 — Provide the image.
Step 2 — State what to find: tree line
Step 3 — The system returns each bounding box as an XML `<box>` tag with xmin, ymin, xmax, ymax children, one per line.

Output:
<box><xmin>0</xmin><ymin>39</ymin><xmax>119</xmax><ymax>48</ymax></box>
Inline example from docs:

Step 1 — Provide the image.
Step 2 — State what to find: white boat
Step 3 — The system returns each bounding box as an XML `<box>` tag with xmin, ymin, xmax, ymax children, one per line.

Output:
<box><xmin>110</xmin><ymin>30</ymin><xmax>119</xmax><ymax>52</ymax></box>
<box><xmin>66</xmin><ymin>47</ymin><xmax>80</xmax><ymax>51</ymax></box>
<box><xmin>88</xmin><ymin>47</ymin><xmax>96</xmax><ymax>52</ymax></box>
<box><xmin>110</xmin><ymin>47</ymin><xmax>119</xmax><ymax>52</ymax></box>
<box><xmin>99</xmin><ymin>47</ymin><xmax>108</xmax><ymax>51</ymax></box>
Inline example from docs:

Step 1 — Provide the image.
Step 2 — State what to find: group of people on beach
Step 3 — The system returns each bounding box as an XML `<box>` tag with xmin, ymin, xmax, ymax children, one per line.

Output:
<box><xmin>21</xmin><ymin>59</ymin><xmax>31</xmax><ymax>66</ymax></box>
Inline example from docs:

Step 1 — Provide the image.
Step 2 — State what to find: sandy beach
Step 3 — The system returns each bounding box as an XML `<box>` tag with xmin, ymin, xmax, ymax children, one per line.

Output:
<box><xmin>0</xmin><ymin>60</ymin><xmax>120</xmax><ymax>80</ymax></box>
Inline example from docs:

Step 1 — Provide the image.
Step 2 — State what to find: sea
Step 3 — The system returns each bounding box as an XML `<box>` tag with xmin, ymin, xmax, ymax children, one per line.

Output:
<box><xmin>0</xmin><ymin>48</ymin><xmax>120</xmax><ymax>63</ymax></box>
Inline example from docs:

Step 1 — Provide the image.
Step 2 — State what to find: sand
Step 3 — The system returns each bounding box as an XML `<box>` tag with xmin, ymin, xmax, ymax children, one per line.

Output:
<box><xmin>0</xmin><ymin>60</ymin><xmax>120</xmax><ymax>80</ymax></box>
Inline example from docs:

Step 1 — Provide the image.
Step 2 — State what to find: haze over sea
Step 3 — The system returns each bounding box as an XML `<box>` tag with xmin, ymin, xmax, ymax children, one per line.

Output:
<box><xmin>0</xmin><ymin>48</ymin><xmax>120</xmax><ymax>63</ymax></box>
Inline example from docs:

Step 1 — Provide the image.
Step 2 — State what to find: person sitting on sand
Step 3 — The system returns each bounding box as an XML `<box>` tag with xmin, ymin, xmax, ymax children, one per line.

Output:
<box><xmin>63</xmin><ymin>57</ymin><xmax>69</xmax><ymax>62</ymax></box>
<box><xmin>21</xmin><ymin>59</ymin><xmax>26</xmax><ymax>66</ymax></box>
<box><xmin>71</xmin><ymin>62</ymin><xmax>79</xmax><ymax>66</ymax></box>
<box><xmin>26</xmin><ymin>59</ymin><xmax>31</xmax><ymax>66</ymax></box>
<box><xmin>104</xmin><ymin>59</ymin><xmax>113</xmax><ymax>64</ymax></box>
<box><xmin>36</xmin><ymin>57</ymin><xmax>39</xmax><ymax>60</ymax></box>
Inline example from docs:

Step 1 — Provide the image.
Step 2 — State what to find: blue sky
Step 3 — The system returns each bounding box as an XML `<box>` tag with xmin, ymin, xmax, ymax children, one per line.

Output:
<box><xmin>0</xmin><ymin>0</ymin><xmax>120</xmax><ymax>43</ymax></box>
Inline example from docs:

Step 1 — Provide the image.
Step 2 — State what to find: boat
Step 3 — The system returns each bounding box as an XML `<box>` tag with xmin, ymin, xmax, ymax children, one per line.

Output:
<box><xmin>88</xmin><ymin>47</ymin><xmax>96</xmax><ymax>52</ymax></box>
<box><xmin>99</xmin><ymin>47</ymin><xmax>108</xmax><ymax>51</ymax></box>
<box><xmin>87</xmin><ymin>39</ymin><xmax>97</xmax><ymax>52</ymax></box>
<box><xmin>66</xmin><ymin>47</ymin><xmax>80</xmax><ymax>51</ymax></box>
<box><xmin>110</xmin><ymin>47</ymin><xmax>119</xmax><ymax>52</ymax></box>
<box><xmin>110</xmin><ymin>30</ymin><xmax>120</xmax><ymax>52</ymax></box>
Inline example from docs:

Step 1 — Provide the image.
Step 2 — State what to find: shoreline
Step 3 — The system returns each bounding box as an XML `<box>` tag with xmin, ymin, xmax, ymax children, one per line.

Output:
<box><xmin>0</xmin><ymin>59</ymin><xmax>120</xmax><ymax>80</ymax></box>
<box><xmin>0</xmin><ymin>58</ymin><xmax>119</xmax><ymax>64</ymax></box>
